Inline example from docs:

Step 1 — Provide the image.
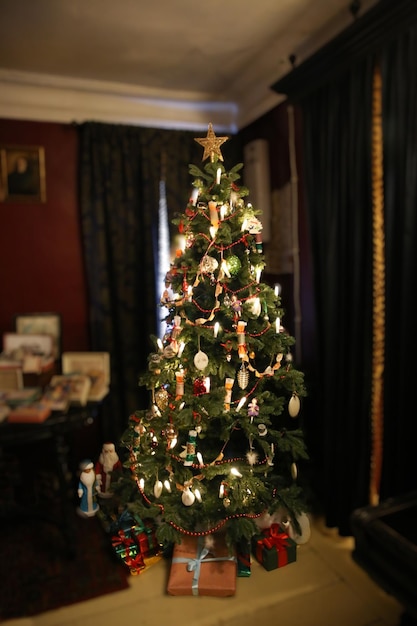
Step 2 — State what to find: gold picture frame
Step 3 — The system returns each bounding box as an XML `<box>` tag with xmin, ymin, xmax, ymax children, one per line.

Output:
<box><xmin>0</xmin><ymin>144</ymin><xmax>46</xmax><ymax>203</ymax></box>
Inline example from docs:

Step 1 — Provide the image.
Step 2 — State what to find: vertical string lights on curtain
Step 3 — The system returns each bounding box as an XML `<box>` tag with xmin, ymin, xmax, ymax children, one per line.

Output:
<box><xmin>369</xmin><ymin>63</ymin><xmax>385</xmax><ymax>506</ymax></box>
<box><xmin>158</xmin><ymin>151</ymin><xmax>171</xmax><ymax>339</ymax></box>
<box><xmin>287</xmin><ymin>104</ymin><xmax>302</xmax><ymax>364</ymax></box>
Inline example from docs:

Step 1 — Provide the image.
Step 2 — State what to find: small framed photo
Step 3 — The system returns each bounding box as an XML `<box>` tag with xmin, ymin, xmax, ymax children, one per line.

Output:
<box><xmin>15</xmin><ymin>312</ymin><xmax>61</xmax><ymax>359</ymax></box>
<box><xmin>46</xmin><ymin>374</ymin><xmax>92</xmax><ymax>407</ymax></box>
<box><xmin>0</xmin><ymin>145</ymin><xmax>46</xmax><ymax>203</ymax></box>
<box><xmin>0</xmin><ymin>368</ymin><xmax>23</xmax><ymax>391</ymax></box>
<box><xmin>62</xmin><ymin>352</ymin><xmax>110</xmax><ymax>402</ymax></box>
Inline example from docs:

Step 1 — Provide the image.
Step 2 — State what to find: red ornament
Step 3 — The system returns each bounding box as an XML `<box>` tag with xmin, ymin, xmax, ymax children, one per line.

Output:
<box><xmin>193</xmin><ymin>378</ymin><xmax>207</xmax><ymax>395</ymax></box>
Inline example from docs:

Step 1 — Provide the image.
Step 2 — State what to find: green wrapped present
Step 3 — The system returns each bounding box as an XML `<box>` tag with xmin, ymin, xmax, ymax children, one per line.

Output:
<box><xmin>252</xmin><ymin>523</ymin><xmax>297</xmax><ymax>571</ymax></box>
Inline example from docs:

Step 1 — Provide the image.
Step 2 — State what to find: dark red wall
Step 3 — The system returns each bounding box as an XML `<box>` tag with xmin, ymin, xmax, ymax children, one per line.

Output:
<box><xmin>0</xmin><ymin>119</ymin><xmax>90</xmax><ymax>352</ymax></box>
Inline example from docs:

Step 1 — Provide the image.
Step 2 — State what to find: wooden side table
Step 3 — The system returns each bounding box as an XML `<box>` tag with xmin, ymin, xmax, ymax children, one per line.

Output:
<box><xmin>0</xmin><ymin>404</ymin><xmax>101</xmax><ymax>557</ymax></box>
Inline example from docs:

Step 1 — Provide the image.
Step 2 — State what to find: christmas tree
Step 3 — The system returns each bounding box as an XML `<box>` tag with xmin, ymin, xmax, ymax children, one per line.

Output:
<box><xmin>117</xmin><ymin>123</ymin><xmax>308</xmax><ymax>552</ymax></box>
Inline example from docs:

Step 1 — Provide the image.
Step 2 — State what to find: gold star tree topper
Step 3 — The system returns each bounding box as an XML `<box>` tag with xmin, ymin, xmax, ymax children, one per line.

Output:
<box><xmin>195</xmin><ymin>123</ymin><xmax>229</xmax><ymax>162</ymax></box>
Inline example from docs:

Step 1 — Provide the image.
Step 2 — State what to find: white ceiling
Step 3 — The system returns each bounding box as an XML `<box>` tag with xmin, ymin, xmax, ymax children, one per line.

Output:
<box><xmin>0</xmin><ymin>0</ymin><xmax>377</xmax><ymax>131</ymax></box>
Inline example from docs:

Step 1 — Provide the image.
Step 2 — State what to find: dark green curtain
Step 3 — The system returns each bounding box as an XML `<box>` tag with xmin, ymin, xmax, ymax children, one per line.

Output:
<box><xmin>301</xmin><ymin>58</ymin><xmax>375</xmax><ymax>535</ymax></box>
<box><xmin>78</xmin><ymin>122</ymin><xmax>242</xmax><ymax>443</ymax></box>
<box><xmin>78</xmin><ymin>123</ymin><xmax>201</xmax><ymax>442</ymax></box>
<box><xmin>380</xmin><ymin>25</ymin><xmax>417</xmax><ymax>499</ymax></box>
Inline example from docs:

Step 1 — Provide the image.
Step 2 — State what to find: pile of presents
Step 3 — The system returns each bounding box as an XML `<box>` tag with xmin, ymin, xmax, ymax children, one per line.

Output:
<box><xmin>97</xmin><ymin>502</ymin><xmax>298</xmax><ymax>596</ymax></box>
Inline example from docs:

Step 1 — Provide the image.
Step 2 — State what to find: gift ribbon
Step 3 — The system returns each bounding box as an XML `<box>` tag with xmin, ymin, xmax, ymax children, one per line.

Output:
<box><xmin>112</xmin><ymin>529</ymin><xmax>135</xmax><ymax>551</ymax></box>
<box><xmin>256</xmin><ymin>524</ymin><xmax>290</xmax><ymax>566</ymax></box>
<box><xmin>172</xmin><ymin>537</ymin><xmax>236</xmax><ymax>596</ymax></box>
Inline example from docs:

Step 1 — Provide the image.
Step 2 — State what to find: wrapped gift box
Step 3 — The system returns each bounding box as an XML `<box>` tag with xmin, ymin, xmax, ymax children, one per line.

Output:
<box><xmin>236</xmin><ymin>538</ymin><xmax>251</xmax><ymax>577</ymax></box>
<box><xmin>112</xmin><ymin>529</ymin><xmax>146</xmax><ymax>575</ymax></box>
<box><xmin>167</xmin><ymin>533</ymin><xmax>237</xmax><ymax>596</ymax></box>
<box><xmin>252</xmin><ymin>523</ymin><xmax>297</xmax><ymax>571</ymax></box>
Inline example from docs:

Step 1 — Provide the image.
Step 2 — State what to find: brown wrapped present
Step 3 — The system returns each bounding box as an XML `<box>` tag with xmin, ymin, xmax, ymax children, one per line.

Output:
<box><xmin>167</xmin><ymin>533</ymin><xmax>237</xmax><ymax>596</ymax></box>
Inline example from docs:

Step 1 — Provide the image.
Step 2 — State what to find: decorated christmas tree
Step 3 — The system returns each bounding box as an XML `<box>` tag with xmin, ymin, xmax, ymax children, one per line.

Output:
<box><xmin>117</xmin><ymin>123</ymin><xmax>309</xmax><ymax>555</ymax></box>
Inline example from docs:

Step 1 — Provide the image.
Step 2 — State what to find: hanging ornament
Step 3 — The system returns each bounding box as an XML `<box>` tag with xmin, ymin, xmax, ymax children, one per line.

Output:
<box><xmin>246</xmin><ymin>450</ymin><xmax>258</xmax><ymax>466</ymax></box>
<box><xmin>183</xmin><ymin>429</ymin><xmax>197</xmax><ymax>466</ymax></box>
<box><xmin>227</xmin><ymin>255</ymin><xmax>242</xmax><ymax>276</ymax></box>
<box><xmin>247</xmin><ymin>296</ymin><xmax>262</xmax><ymax>317</ymax></box>
<box><xmin>288</xmin><ymin>392</ymin><xmax>300</xmax><ymax>418</ymax></box>
<box><xmin>155</xmin><ymin>388</ymin><xmax>169</xmax><ymax>410</ymax></box>
<box><xmin>291</xmin><ymin>462</ymin><xmax>298</xmax><ymax>480</ymax></box>
<box><xmin>247</xmin><ymin>398</ymin><xmax>259</xmax><ymax>419</ymax></box>
<box><xmin>163</xmin><ymin>343</ymin><xmax>177</xmax><ymax>358</ymax></box>
<box><xmin>237</xmin><ymin>363</ymin><xmax>249</xmax><ymax>389</ymax></box>
<box><xmin>223</xmin><ymin>497</ymin><xmax>231</xmax><ymax>508</ymax></box>
<box><xmin>200</xmin><ymin>255</ymin><xmax>219</xmax><ymax>274</ymax></box>
<box><xmin>164</xmin><ymin>423</ymin><xmax>178</xmax><ymax>441</ymax></box>
<box><xmin>258</xmin><ymin>423</ymin><xmax>267</xmax><ymax>436</ymax></box>
<box><xmin>193</xmin><ymin>377</ymin><xmax>207</xmax><ymax>395</ymax></box>
<box><xmin>194</xmin><ymin>350</ymin><xmax>209</xmax><ymax>370</ymax></box>
<box><xmin>182</xmin><ymin>487</ymin><xmax>195</xmax><ymax>506</ymax></box>
<box><xmin>153</xmin><ymin>479</ymin><xmax>163</xmax><ymax>498</ymax></box>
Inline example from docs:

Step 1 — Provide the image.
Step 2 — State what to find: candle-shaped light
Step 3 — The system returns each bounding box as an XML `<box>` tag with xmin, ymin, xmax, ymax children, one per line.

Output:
<box><xmin>220</xmin><ymin>204</ymin><xmax>227</xmax><ymax>220</ymax></box>
<box><xmin>196</xmin><ymin>452</ymin><xmax>204</xmax><ymax>467</ymax></box>
<box><xmin>163</xmin><ymin>479</ymin><xmax>172</xmax><ymax>492</ymax></box>
<box><xmin>209</xmin><ymin>225</ymin><xmax>217</xmax><ymax>239</ymax></box>
<box><xmin>157</xmin><ymin>338</ymin><xmax>163</xmax><ymax>352</ymax></box>
<box><xmin>194</xmin><ymin>488</ymin><xmax>202</xmax><ymax>502</ymax></box>
<box><xmin>213</xmin><ymin>322</ymin><xmax>220</xmax><ymax>338</ymax></box>
<box><xmin>224</xmin><ymin>377</ymin><xmax>234</xmax><ymax>411</ymax></box>
<box><xmin>190</xmin><ymin>187</ymin><xmax>199</xmax><ymax>206</ymax></box>
<box><xmin>274</xmin><ymin>283</ymin><xmax>281</xmax><ymax>297</ymax></box>
<box><xmin>139</xmin><ymin>477</ymin><xmax>145</xmax><ymax>490</ymax></box>
<box><xmin>208</xmin><ymin>200</ymin><xmax>219</xmax><ymax>228</ymax></box>
<box><xmin>236</xmin><ymin>396</ymin><xmax>247</xmax><ymax>412</ymax></box>
<box><xmin>275</xmin><ymin>317</ymin><xmax>281</xmax><ymax>333</ymax></box>
<box><xmin>230</xmin><ymin>467</ymin><xmax>243</xmax><ymax>478</ymax></box>
<box><xmin>216</xmin><ymin>167</ymin><xmax>222</xmax><ymax>185</ymax></box>
<box><xmin>255</xmin><ymin>266</ymin><xmax>262</xmax><ymax>283</ymax></box>
<box><xmin>219</xmin><ymin>483</ymin><xmax>225</xmax><ymax>498</ymax></box>
<box><xmin>178</xmin><ymin>341</ymin><xmax>185</xmax><ymax>357</ymax></box>
<box><xmin>175</xmin><ymin>369</ymin><xmax>184</xmax><ymax>396</ymax></box>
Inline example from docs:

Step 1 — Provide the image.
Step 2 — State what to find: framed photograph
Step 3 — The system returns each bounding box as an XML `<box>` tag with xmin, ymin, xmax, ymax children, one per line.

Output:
<box><xmin>62</xmin><ymin>352</ymin><xmax>110</xmax><ymax>401</ymax></box>
<box><xmin>0</xmin><ymin>144</ymin><xmax>46</xmax><ymax>203</ymax></box>
<box><xmin>15</xmin><ymin>312</ymin><xmax>61</xmax><ymax>359</ymax></box>
<box><xmin>0</xmin><ymin>368</ymin><xmax>23</xmax><ymax>391</ymax></box>
<box><xmin>46</xmin><ymin>374</ymin><xmax>92</xmax><ymax>407</ymax></box>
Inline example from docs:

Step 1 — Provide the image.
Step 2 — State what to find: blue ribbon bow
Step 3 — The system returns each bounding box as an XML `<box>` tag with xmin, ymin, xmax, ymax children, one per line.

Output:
<box><xmin>172</xmin><ymin>537</ymin><xmax>236</xmax><ymax>596</ymax></box>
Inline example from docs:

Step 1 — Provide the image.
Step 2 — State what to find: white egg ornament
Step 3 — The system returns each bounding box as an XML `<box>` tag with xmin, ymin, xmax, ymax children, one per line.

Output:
<box><xmin>153</xmin><ymin>479</ymin><xmax>163</xmax><ymax>498</ymax></box>
<box><xmin>182</xmin><ymin>487</ymin><xmax>196</xmax><ymax>506</ymax></box>
<box><xmin>288</xmin><ymin>392</ymin><xmax>300</xmax><ymax>418</ymax></box>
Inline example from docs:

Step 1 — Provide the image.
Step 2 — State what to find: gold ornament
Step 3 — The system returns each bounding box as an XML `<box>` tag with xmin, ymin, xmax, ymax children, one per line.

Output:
<box><xmin>237</xmin><ymin>363</ymin><xmax>249</xmax><ymax>389</ymax></box>
<box><xmin>155</xmin><ymin>388</ymin><xmax>169</xmax><ymax>410</ymax></box>
<box><xmin>194</xmin><ymin>123</ymin><xmax>228</xmax><ymax>162</ymax></box>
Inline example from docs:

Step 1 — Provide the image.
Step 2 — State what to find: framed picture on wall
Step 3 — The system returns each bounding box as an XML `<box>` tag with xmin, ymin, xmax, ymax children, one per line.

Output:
<box><xmin>14</xmin><ymin>312</ymin><xmax>61</xmax><ymax>359</ymax></box>
<box><xmin>0</xmin><ymin>144</ymin><xmax>46</xmax><ymax>203</ymax></box>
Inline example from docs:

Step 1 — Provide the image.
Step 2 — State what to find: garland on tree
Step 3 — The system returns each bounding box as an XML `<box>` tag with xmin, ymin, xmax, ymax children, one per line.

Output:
<box><xmin>117</xmin><ymin>123</ymin><xmax>308</xmax><ymax>549</ymax></box>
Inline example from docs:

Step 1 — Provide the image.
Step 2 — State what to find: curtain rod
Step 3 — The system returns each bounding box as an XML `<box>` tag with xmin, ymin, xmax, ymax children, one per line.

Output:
<box><xmin>271</xmin><ymin>0</ymin><xmax>417</xmax><ymax>101</ymax></box>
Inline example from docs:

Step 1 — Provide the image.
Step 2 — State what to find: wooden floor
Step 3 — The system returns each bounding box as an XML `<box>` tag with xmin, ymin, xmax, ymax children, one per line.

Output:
<box><xmin>3</xmin><ymin>516</ymin><xmax>404</xmax><ymax>626</ymax></box>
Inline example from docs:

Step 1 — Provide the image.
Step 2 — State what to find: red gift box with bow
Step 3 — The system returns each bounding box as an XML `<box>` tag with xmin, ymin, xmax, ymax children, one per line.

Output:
<box><xmin>252</xmin><ymin>523</ymin><xmax>297</xmax><ymax>571</ymax></box>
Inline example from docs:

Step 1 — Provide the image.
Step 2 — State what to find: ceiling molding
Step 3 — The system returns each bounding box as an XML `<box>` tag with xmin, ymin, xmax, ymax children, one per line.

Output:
<box><xmin>0</xmin><ymin>69</ymin><xmax>239</xmax><ymax>132</ymax></box>
<box><xmin>271</xmin><ymin>0</ymin><xmax>417</xmax><ymax>100</ymax></box>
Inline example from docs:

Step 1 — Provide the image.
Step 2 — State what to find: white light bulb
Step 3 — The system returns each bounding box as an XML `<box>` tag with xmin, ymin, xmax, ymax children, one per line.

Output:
<box><xmin>230</xmin><ymin>467</ymin><xmax>242</xmax><ymax>478</ymax></box>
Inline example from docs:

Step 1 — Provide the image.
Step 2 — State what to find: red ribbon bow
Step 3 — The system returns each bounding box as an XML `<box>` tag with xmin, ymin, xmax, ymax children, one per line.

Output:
<box><xmin>262</xmin><ymin>523</ymin><xmax>289</xmax><ymax>550</ymax></box>
<box><xmin>112</xmin><ymin>529</ymin><xmax>135</xmax><ymax>551</ymax></box>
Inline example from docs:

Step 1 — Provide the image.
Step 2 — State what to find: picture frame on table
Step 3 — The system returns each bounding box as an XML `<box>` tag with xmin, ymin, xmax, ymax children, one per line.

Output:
<box><xmin>3</xmin><ymin>332</ymin><xmax>55</xmax><ymax>374</ymax></box>
<box><xmin>61</xmin><ymin>352</ymin><xmax>110</xmax><ymax>402</ymax></box>
<box><xmin>46</xmin><ymin>374</ymin><xmax>92</xmax><ymax>407</ymax></box>
<box><xmin>14</xmin><ymin>312</ymin><xmax>61</xmax><ymax>359</ymax></box>
<box><xmin>0</xmin><ymin>144</ymin><xmax>46</xmax><ymax>203</ymax></box>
